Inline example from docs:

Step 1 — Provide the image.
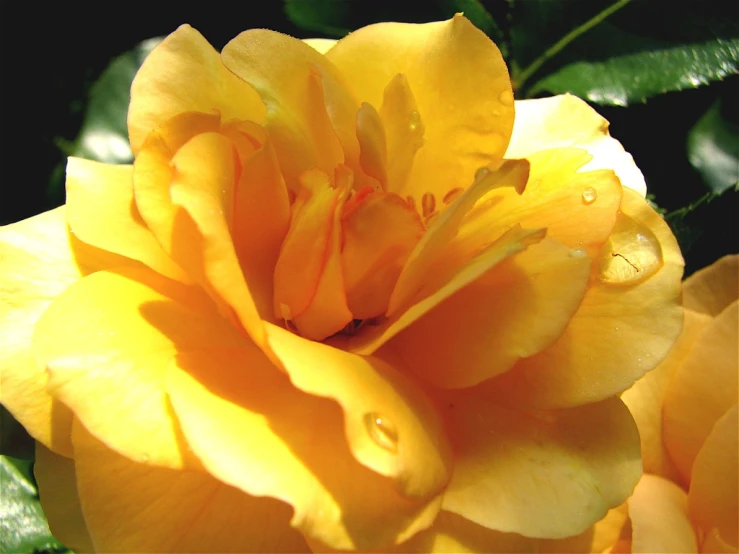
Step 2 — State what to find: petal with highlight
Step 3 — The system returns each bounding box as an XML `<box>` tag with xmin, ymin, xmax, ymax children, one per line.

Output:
<box><xmin>34</xmin><ymin>267</ymin><xmax>245</xmax><ymax>469</ymax></box>
<box><xmin>65</xmin><ymin>158</ymin><xmax>184</xmax><ymax>281</ymax></box>
<box><xmin>491</xmin><ymin>188</ymin><xmax>684</xmax><ymax>408</ymax></box>
<box><xmin>72</xmin><ymin>422</ymin><xmax>309</xmax><ymax>553</ymax></box>
<box><xmin>506</xmin><ymin>95</ymin><xmax>646</xmax><ymax>195</ymax></box>
<box><xmin>221</xmin><ymin>29</ymin><xmax>357</xmax><ymax>188</ymax></box>
<box><xmin>327</xmin><ymin>15</ymin><xmax>514</xmax><ymax>199</ymax></box>
<box><xmin>128</xmin><ymin>25</ymin><xmax>265</xmax><ymax>155</ymax></box>
<box><xmin>167</xmin><ymin>346</ymin><xmax>442</xmax><ymax>551</ymax></box>
<box><xmin>440</xmin><ymin>396</ymin><xmax>641</xmax><ymax>539</ymax></box>
<box><xmin>265</xmin><ymin>323</ymin><xmax>452</xmax><ymax>502</ymax></box>
<box><xmin>391</xmin><ymin>237</ymin><xmax>591</xmax><ymax>389</ymax></box>
<box><xmin>0</xmin><ymin>208</ymin><xmax>132</xmax><ymax>456</ymax></box>
<box><xmin>133</xmin><ymin>112</ymin><xmax>265</xmax><ymax>345</ymax></box>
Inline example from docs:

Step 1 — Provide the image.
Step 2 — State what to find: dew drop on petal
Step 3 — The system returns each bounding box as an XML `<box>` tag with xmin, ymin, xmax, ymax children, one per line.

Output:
<box><xmin>363</xmin><ymin>412</ymin><xmax>399</xmax><ymax>453</ymax></box>
<box><xmin>569</xmin><ymin>248</ymin><xmax>588</xmax><ymax>259</ymax></box>
<box><xmin>499</xmin><ymin>89</ymin><xmax>514</xmax><ymax>106</ymax></box>
<box><xmin>474</xmin><ymin>167</ymin><xmax>491</xmax><ymax>182</ymax></box>
<box><xmin>596</xmin><ymin>214</ymin><xmax>663</xmax><ymax>285</ymax></box>
<box><xmin>409</xmin><ymin>110</ymin><xmax>421</xmax><ymax>132</ymax></box>
<box><xmin>581</xmin><ymin>187</ymin><xmax>597</xmax><ymax>204</ymax></box>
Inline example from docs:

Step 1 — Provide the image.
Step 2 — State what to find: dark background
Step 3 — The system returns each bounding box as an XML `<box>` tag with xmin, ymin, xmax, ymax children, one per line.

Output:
<box><xmin>1</xmin><ymin>0</ymin><xmax>736</xmax><ymax>275</ymax></box>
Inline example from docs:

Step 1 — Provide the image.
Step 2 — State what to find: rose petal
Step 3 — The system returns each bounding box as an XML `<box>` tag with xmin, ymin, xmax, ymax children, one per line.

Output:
<box><xmin>491</xmin><ymin>187</ymin><xmax>684</xmax><ymax>408</ymax></box>
<box><xmin>663</xmin><ymin>302</ymin><xmax>739</xmax><ymax>483</ymax></box>
<box><xmin>133</xmin><ymin>112</ymin><xmax>266</xmax><ymax>345</ymax></box>
<box><xmin>391</xmin><ymin>511</ymin><xmax>538</xmax><ymax>553</ymax></box>
<box><xmin>65</xmin><ymin>158</ymin><xmax>184</xmax><ymax>281</ymax></box>
<box><xmin>688</xmin><ymin>404</ymin><xmax>739</xmax><ymax>548</ymax></box>
<box><xmin>459</xmin><ymin>148</ymin><xmax>623</xmax><ymax>260</ymax></box>
<box><xmin>439</xmin><ymin>396</ymin><xmax>641</xmax><ymax>539</ymax></box>
<box><xmin>682</xmin><ymin>254</ymin><xmax>738</xmax><ymax>317</ymax></box>
<box><xmin>265</xmin><ymin>323</ymin><xmax>452</xmax><ymax>502</ymax></box>
<box><xmin>221</xmin><ymin>29</ymin><xmax>361</xmax><ymax>189</ymax></box>
<box><xmin>506</xmin><ymin>94</ymin><xmax>646</xmax><ymax>195</ymax></box>
<box><xmin>628</xmin><ymin>474</ymin><xmax>699</xmax><ymax>554</ymax></box>
<box><xmin>128</xmin><ymin>25</ymin><xmax>265</xmax><ymax>155</ymax></box>
<box><xmin>0</xmin><ymin>208</ymin><xmax>132</xmax><ymax>456</ymax></box>
<box><xmin>167</xmin><ymin>346</ymin><xmax>442</xmax><ymax>551</ymax></box>
<box><xmin>34</xmin><ymin>442</ymin><xmax>94</xmax><ymax>553</ymax></box>
<box><xmin>71</xmin><ymin>421</ymin><xmax>309</xmax><ymax>553</ymax></box>
<box><xmin>621</xmin><ymin>309</ymin><xmax>712</xmax><ymax>480</ymax></box>
<box><xmin>303</xmin><ymin>38</ymin><xmax>337</xmax><ymax>55</ymax></box>
<box><xmin>34</xmin><ymin>267</ymin><xmax>245</xmax><ymax>469</ymax></box>
<box><xmin>389</xmin><ymin>237</ymin><xmax>591</xmax><ymax>388</ymax></box>
<box><xmin>326</xmin><ymin>15</ymin><xmax>514</xmax><ymax>199</ymax></box>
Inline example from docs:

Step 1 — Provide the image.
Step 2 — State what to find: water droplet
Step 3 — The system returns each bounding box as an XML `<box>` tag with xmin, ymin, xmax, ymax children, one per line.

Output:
<box><xmin>499</xmin><ymin>89</ymin><xmax>514</xmax><ymax>106</ymax></box>
<box><xmin>421</xmin><ymin>192</ymin><xmax>436</xmax><ymax>218</ymax></box>
<box><xmin>474</xmin><ymin>167</ymin><xmax>491</xmax><ymax>182</ymax></box>
<box><xmin>581</xmin><ymin>187</ymin><xmax>597</xmax><ymax>204</ymax></box>
<box><xmin>363</xmin><ymin>412</ymin><xmax>398</xmax><ymax>453</ymax></box>
<box><xmin>596</xmin><ymin>214</ymin><xmax>663</xmax><ymax>285</ymax></box>
<box><xmin>569</xmin><ymin>248</ymin><xmax>588</xmax><ymax>259</ymax></box>
<box><xmin>409</xmin><ymin>110</ymin><xmax>421</xmax><ymax>132</ymax></box>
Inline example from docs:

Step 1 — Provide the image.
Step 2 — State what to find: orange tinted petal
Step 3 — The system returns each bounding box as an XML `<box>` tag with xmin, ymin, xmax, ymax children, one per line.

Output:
<box><xmin>34</xmin><ymin>267</ymin><xmax>245</xmax><ymax>469</ymax></box>
<box><xmin>223</xmin><ymin>121</ymin><xmax>291</xmax><ymax>321</ymax></box>
<box><xmin>506</xmin><ymin>95</ymin><xmax>646</xmax><ymax>195</ymax></box>
<box><xmin>341</xmin><ymin>190</ymin><xmax>424</xmax><ymax>319</ymax></box>
<box><xmin>221</xmin><ymin>29</ymin><xmax>354</xmax><ymax>188</ymax></box>
<box><xmin>65</xmin><ymin>158</ymin><xmax>184</xmax><ymax>281</ymax></box>
<box><xmin>390</xmin><ymin>237</ymin><xmax>591</xmax><ymax>389</ymax></box>
<box><xmin>34</xmin><ymin>443</ymin><xmax>94</xmax><ymax>553</ymax></box>
<box><xmin>265</xmin><ymin>323</ymin><xmax>452</xmax><ymax>502</ymax></box>
<box><xmin>128</xmin><ymin>25</ymin><xmax>265</xmax><ymax>155</ymax></box>
<box><xmin>327</xmin><ymin>15</ymin><xmax>513</xmax><ymax>199</ymax></box>
<box><xmin>663</xmin><ymin>302</ymin><xmax>739</xmax><ymax>484</ymax></box>
<box><xmin>689</xmin><ymin>404</ymin><xmax>739</xmax><ymax>548</ymax></box>
<box><xmin>491</xmin><ymin>188</ymin><xmax>684</xmax><ymax>408</ymax></box>
<box><xmin>682</xmin><ymin>254</ymin><xmax>738</xmax><ymax>317</ymax></box>
<box><xmin>628</xmin><ymin>474</ymin><xmax>699</xmax><ymax>554</ymax></box>
<box><xmin>167</xmin><ymin>346</ymin><xmax>441</xmax><ymax>550</ymax></box>
<box><xmin>621</xmin><ymin>309</ymin><xmax>711</xmax><ymax>480</ymax></box>
<box><xmin>440</xmin><ymin>396</ymin><xmax>641</xmax><ymax>539</ymax></box>
<box><xmin>72</xmin><ymin>421</ymin><xmax>309</xmax><ymax>553</ymax></box>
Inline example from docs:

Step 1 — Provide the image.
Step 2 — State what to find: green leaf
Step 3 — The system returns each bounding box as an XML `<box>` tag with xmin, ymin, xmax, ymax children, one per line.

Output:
<box><xmin>284</xmin><ymin>0</ymin><xmax>351</xmax><ymax>37</ymax></box>
<box><xmin>0</xmin><ymin>456</ymin><xmax>69</xmax><ymax>553</ymax></box>
<box><xmin>71</xmin><ymin>37</ymin><xmax>163</xmax><ymax>164</ymax></box>
<box><xmin>517</xmin><ymin>0</ymin><xmax>739</xmax><ymax>105</ymax></box>
<box><xmin>687</xmin><ymin>98</ymin><xmax>739</xmax><ymax>194</ymax></box>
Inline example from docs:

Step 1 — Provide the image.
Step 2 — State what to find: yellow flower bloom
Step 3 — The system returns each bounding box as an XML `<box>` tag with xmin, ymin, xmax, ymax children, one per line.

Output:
<box><xmin>579</xmin><ymin>255</ymin><xmax>737</xmax><ymax>553</ymax></box>
<box><xmin>0</xmin><ymin>16</ymin><xmax>684</xmax><ymax>552</ymax></box>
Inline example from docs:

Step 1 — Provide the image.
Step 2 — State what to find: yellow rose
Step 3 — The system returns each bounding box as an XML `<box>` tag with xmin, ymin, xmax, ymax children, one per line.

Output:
<box><xmin>0</xmin><ymin>16</ymin><xmax>684</xmax><ymax>553</ymax></box>
<box><xmin>581</xmin><ymin>255</ymin><xmax>737</xmax><ymax>553</ymax></box>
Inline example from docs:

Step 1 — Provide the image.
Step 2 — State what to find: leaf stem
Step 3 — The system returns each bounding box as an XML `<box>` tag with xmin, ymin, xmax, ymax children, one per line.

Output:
<box><xmin>515</xmin><ymin>0</ymin><xmax>632</xmax><ymax>91</ymax></box>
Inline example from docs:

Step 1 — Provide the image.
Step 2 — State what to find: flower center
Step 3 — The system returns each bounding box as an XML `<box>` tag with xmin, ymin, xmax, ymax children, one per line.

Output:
<box><xmin>272</xmin><ymin>168</ymin><xmax>425</xmax><ymax>341</ymax></box>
